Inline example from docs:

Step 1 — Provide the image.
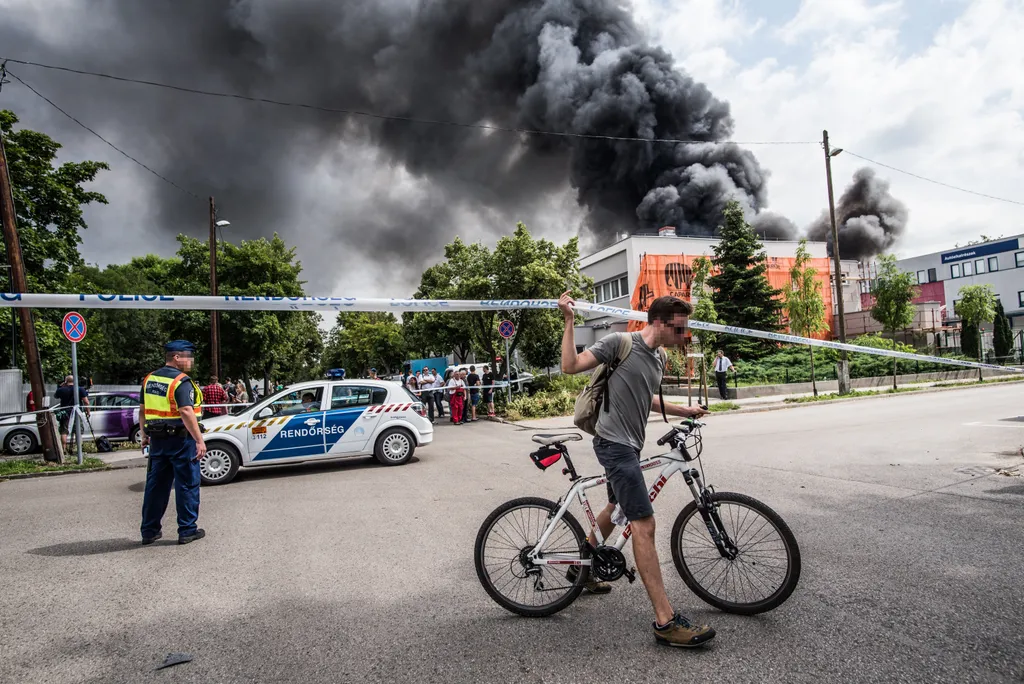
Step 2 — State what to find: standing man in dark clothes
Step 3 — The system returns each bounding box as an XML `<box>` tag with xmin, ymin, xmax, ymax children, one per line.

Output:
<box><xmin>466</xmin><ymin>365</ymin><xmax>481</xmax><ymax>422</ymax></box>
<box><xmin>54</xmin><ymin>375</ymin><xmax>89</xmax><ymax>450</ymax></box>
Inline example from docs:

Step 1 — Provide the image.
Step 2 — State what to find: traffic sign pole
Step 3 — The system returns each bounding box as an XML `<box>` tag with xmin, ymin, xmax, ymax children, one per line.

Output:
<box><xmin>62</xmin><ymin>312</ymin><xmax>87</xmax><ymax>465</ymax></box>
<box><xmin>71</xmin><ymin>341</ymin><xmax>82</xmax><ymax>465</ymax></box>
<box><xmin>504</xmin><ymin>337</ymin><xmax>511</xmax><ymax>404</ymax></box>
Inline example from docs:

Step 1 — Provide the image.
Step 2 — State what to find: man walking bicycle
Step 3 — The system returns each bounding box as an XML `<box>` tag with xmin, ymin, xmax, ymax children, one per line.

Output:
<box><xmin>558</xmin><ymin>291</ymin><xmax>713</xmax><ymax>648</ymax></box>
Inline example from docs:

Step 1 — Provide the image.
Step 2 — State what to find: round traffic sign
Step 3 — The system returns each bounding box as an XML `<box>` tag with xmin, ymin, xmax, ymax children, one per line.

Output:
<box><xmin>498</xmin><ymin>320</ymin><xmax>515</xmax><ymax>339</ymax></box>
<box><xmin>62</xmin><ymin>311</ymin><xmax>87</xmax><ymax>343</ymax></box>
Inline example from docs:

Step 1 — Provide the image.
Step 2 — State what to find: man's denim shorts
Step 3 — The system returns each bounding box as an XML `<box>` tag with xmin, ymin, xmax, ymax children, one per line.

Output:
<box><xmin>593</xmin><ymin>435</ymin><xmax>654</xmax><ymax>521</ymax></box>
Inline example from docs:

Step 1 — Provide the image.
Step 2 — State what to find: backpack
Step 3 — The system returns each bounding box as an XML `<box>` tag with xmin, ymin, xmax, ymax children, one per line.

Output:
<box><xmin>573</xmin><ymin>333</ymin><xmax>669</xmax><ymax>436</ymax></box>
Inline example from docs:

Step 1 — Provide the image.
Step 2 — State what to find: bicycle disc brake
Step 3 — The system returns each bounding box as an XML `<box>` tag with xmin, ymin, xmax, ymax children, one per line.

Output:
<box><xmin>592</xmin><ymin>545</ymin><xmax>631</xmax><ymax>582</ymax></box>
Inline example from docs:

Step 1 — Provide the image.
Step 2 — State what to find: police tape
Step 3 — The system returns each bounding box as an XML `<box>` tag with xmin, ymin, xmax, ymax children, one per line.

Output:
<box><xmin>1</xmin><ymin>293</ymin><xmax>1021</xmax><ymax>375</ymax></box>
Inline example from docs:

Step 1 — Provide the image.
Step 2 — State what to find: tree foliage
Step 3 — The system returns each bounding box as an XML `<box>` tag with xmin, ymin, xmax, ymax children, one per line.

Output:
<box><xmin>956</xmin><ymin>284</ymin><xmax>996</xmax><ymax>368</ymax></box>
<box><xmin>783</xmin><ymin>240</ymin><xmax>828</xmax><ymax>395</ymax></box>
<box><xmin>708</xmin><ymin>201</ymin><xmax>782</xmax><ymax>359</ymax></box>
<box><xmin>322</xmin><ymin>312</ymin><xmax>405</xmax><ymax>377</ymax></box>
<box><xmin>993</xmin><ymin>299</ymin><xmax>1014</xmax><ymax>363</ymax></box>
<box><xmin>870</xmin><ymin>254</ymin><xmax>918</xmax><ymax>389</ymax></box>
<box><xmin>412</xmin><ymin>224</ymin><xmax>590</xmax><ymax>380</ymax></box>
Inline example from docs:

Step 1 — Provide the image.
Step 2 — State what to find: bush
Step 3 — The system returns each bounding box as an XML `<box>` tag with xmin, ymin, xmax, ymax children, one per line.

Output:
<box><xmin>504</xmin><ymin>389</ymin><xmax>576</xmax><ymax>421</ymax></box>
<box><xmin>733</xmin><ymin>334</ymin><xmax>976</xmax><ymax>386</ymax></box>
<box><xmin>529</xmin><ymin>373</ymin><xmax>588</xmax><ymax>395</ymax></box>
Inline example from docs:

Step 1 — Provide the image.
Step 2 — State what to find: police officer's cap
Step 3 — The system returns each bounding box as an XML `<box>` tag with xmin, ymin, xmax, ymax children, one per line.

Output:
<box><xmin>164</xmin><ymin>340</ymin><xmax>196</xmax><ymax>353</ymax></box>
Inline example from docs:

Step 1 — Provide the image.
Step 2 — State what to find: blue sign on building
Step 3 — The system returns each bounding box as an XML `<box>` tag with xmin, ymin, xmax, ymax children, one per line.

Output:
<box><xmin>941</xmin><ymin>238</ymin><xmax>1020</xmax><ymax>264</ymax></box>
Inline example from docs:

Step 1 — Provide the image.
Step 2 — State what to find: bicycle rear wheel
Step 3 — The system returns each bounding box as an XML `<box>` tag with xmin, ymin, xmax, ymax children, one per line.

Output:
<box><xmin>474</xmin><ymin>497</ymin><xmax>589</xmax><ymax>617</ymax></box>
<box><xmin>671</xmin><ymin>492</ymin><xmax>801</xmax><ymax>615</ymax></box>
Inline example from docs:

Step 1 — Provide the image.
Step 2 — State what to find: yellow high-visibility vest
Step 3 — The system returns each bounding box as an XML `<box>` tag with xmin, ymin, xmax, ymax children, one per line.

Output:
<box><xmin>142</xmin><ymin>372</ymin><xmax>203</xmax><ymax>422</ymax></box>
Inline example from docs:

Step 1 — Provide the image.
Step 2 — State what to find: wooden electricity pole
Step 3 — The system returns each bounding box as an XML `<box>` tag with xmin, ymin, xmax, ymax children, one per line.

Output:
<box><xmin>0</xmin><ymin>130</ymin><xmax>60</xmax><ymax>461</ymax></box>
<box><xmin>209</xmin><ymin>196</ymin><xmax>220</xmax><ymax>380</ymax></box>
<box><xmin>823</xmin><ymin>129</ymin><xmax>850</xmax><ymax>395</ymax></box>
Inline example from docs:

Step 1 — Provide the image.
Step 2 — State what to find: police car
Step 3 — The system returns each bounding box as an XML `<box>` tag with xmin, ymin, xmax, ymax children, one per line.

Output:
<box><xmin>197</xmin><ymin>379</ymin><xmax>432</xmax><ymax>485</ymax></box>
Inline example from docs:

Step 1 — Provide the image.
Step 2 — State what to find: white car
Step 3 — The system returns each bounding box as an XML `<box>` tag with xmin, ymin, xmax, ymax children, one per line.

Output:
<box><xmin>197</xmin><ymin>379</ymin><xmax>432</xmax><ymax>485</ymax></box>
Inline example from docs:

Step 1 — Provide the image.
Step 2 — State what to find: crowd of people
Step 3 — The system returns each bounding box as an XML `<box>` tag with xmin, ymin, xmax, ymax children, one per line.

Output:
<box><xmin>401</xmin><ymin>365</ymin><xmax>496</xmax><ymax>425</ymax></box>
<box><xmin>200</xmin><ymin>375</ymin><xmax>260</xmax><ymax>418</ymax></box>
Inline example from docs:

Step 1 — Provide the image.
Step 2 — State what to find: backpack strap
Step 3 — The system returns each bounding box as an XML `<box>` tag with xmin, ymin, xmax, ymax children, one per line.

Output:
<box><xmin>601</xmin><ymin>333</ymin><xmax>633</xmax><ymax>412</ymax></box>
<box><xmin>658</xmin><ymin>347</ymin><xmax>668</xmax><ymax>424</ymax></box>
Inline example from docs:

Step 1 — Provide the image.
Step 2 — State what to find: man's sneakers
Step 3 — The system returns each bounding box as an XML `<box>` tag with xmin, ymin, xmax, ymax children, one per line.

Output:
<box><xmin>141</xmin><ymin>532</ymin><xmax>162</xmax><ymax>545</ymax></box>
<box><xmin>565</xmin><ymin>566</ymin><xmax>612</xmax><ymax>594</ymax></box>
<box><xmin>178</xmin><ymin>529</ymin><xmax>206</xmax><ymax>545</ymax></box>
<box><xmin>653</xmin><ymin>612</ymin><xmax>716</xmax><ymax>648</ymax></box>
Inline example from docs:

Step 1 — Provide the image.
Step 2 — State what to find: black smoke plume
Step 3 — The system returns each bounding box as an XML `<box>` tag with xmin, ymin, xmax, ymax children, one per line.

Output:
<box><xmin>806</xmin><ymin>167</ymin><xmax>909</xmax><ymax>261</ymax></box>
<box><xmin>0</xmin><ymin>0</ymin><xmax>903</xmax><ymax>283</ymax></box>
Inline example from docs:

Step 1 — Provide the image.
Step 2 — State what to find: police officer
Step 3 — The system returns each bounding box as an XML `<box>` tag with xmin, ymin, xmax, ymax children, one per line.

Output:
<box><xmin>139</xmin><ymin>340</ymin><xmax>207</xmax><ymax>545</ymax></box>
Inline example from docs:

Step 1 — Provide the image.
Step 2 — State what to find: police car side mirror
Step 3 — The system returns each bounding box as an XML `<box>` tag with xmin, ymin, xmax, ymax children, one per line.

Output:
<box><xmin>256</xmin><ymin>407</ymin><xmax>273</xmax><ymax>420</ymax></box>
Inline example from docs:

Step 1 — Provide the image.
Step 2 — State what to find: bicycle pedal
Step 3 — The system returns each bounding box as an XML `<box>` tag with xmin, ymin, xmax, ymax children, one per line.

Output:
<box><xmin>624</xmin><ymin>567</ymin><xmax>637</xmax><ymax>584</ymax></box>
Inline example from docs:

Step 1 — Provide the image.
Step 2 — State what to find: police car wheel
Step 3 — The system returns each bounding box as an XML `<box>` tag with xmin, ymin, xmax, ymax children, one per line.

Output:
<box><xmin>375</xmin><ymin>428</ymin><xmax>414</xmax><ymax>466</ymax></box>
<box><xmin>200</xmin><ymin>442</ymin><xmax>240</xmax><ymax>485</ymax></box>
<box><xmin>5</xmin><ymin>429</ymin><xmax>38</xmax><ymax>455</ymax></box>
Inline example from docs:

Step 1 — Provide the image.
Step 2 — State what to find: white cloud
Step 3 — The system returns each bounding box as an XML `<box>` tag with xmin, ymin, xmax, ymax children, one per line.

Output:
<box><xmin>777</xmin><ymin>0</ymin><xmax>904</xmax><ymax>44</ymax></box>
<box><xmin>636</xmin><ymin>0</ymin><xmax>1024</xmax><ymax>258</ymax></box>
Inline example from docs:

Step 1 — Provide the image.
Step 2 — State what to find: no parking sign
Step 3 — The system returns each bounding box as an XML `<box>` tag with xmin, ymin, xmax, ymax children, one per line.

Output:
<box><xmin>62</xmin><ymin>312</ymin><xmax>87</xmax><ymax>343</ymax></box>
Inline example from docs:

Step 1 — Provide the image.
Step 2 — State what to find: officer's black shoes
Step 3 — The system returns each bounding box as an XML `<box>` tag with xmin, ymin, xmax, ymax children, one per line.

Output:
<box><xmin>141</xmin><ymin>533</ymin><xmax>162</xmax><ymax>545</ymax></box>
<box><xmin>178</xmin><ymin>529</ymin><xmax>206</xmax><ymax>545</ymax></box>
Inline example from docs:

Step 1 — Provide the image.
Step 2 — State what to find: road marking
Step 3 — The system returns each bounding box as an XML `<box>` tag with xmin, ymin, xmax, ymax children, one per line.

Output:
<box><xmin>963</xmin><ymin>422</ymin><xmax>1024</xmax><ymax>429</ymax></box>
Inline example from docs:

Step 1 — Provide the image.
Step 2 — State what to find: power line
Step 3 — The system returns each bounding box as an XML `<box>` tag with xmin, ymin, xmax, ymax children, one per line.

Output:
<box><xmin>842</xmin><ymin>149</ymin><xmax>1024</xmax><ymax>207</ymax></box>
<box><xmin>2</xmin><ymin>65</ymin><xmax>202</xmax><ymax>200</ymax></box>
<box><xmin>0</xmin><ymin>57</ymin><xmax>818</xmax><ymax>147</ymax></box>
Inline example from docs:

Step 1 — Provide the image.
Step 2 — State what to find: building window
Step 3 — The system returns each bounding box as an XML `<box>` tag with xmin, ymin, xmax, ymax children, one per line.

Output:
<box><xmin>1016</xmin><ymin>252</ymin><xmax>1024</xmax><ymax>268</ymax></box>
<box><xmin>916</xmin><ymin>270</ymin><xmax>927</xmax><ymax>285</ymax></box>
<box><xmin>611</xmin><ymin>279</ymin><xmax>620</xmax><ymax>299</ymax></box>
<box><xmin>927</xmin><ymin>268</ymin><xmax>937</xmax><ymax>282</ymax></box>
<box><xmin>989</xmin><ymin>256</ymin><xmax>999</xmax><ymax>272</ymax></box>
<box><xmin>953</xmin><ymin>299</ymin><xmax>960</xmax><ymax>317</ymax></box>
<box><xmin>1019</xmin><ymin>291</ymin><xmax>1024</xmax><ymax>308</ymax></box>
<box><xmin>963</xmin><ymin>261</ymin><xmax>974</xmax><ymax>276</ymax></box>
<box><xmin>620</xmin><ymin>276</ymin><xmax>629</xmax><ymax>297</ymax></box>
<box><xmin>951</xmin><ymin>264</ymin><xmax>961</xmax><ymax>278</ymax></box>
<box><xmin>975</xmin><ymin>259</ymin><xmax>986</xmax><ymax>274</ymax></box>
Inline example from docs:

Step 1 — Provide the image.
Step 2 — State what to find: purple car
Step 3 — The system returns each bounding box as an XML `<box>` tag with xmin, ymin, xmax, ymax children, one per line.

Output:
<box><xmin>0</xmin><ymin>391</ymin><xmax>142</xmax><ymax>455</ymax></box>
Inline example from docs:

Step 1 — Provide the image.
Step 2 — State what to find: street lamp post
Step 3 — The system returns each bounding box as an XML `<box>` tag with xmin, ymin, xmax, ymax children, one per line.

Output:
<box><xmin>823</xmin><ymin>129</ymin><xmax>850</xmax><ymax>395</ymax></box>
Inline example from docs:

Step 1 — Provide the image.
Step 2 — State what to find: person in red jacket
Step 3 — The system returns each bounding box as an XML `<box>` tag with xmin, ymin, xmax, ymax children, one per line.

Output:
<box><xmin>445</xmin><ymin>370</ymin><xmax>467</xmax><ymax>425</ymax></box>
<box><xmin>26</xmin><ymin>390</ymin><xmax>35</xmax><ymax>412</ymax></box>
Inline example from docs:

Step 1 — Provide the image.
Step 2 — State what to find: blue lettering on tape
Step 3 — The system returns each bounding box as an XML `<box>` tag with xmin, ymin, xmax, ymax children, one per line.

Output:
<box><xmin>0</xmin><ymin>293</ymin><xmax>22</xmax><ymax>301</ymax></box>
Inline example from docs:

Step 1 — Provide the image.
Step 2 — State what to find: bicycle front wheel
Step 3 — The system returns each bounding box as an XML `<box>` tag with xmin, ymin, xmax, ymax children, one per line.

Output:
<box><xmin>671</xmin><ymin>492</ymin><xmax>801</xmax><ymax>615</ymax></box>
<box><xmin>474</xmin><ymin>497</ymin><xmax>590</xmax><ymax>617</ymax></box>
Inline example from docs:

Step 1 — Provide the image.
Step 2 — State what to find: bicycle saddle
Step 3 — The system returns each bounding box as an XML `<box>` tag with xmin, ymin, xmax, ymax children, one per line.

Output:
<box><xmin>531</xmin><ymin>433</ymin><xmax>583</xmax><ymax>446</ymax></box>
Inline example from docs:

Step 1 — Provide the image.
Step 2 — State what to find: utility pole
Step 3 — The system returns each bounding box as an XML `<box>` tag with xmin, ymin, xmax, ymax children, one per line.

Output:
<box><xmin>209</xmin><ymin>196</ymin><xmax>220</xmax><ymax>380</ymax></box>
<box><xmin>0</xmin><ymin>130</ymin><xmax>60</xmax><ymax>461</ymax></box>
<box><xmin>823</xmin><ymin>129</ymin><xmax>850</xmax><ymax>395</ymax></box>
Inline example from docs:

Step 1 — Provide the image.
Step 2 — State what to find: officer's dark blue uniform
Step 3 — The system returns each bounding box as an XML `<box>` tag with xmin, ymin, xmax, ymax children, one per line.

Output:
<box><xmin>140</xmin><ymin>340</ymin><xmax>205</xmax><ymax>545</ymax></box>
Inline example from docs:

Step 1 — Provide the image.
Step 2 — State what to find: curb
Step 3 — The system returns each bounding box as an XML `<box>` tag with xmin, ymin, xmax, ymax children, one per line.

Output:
<box><xmin>497</xmin><ymin>378</ymin><xmax>1023</xmax><ymax>429</ymax></box>
<box><xmin>0</xmin><ymin>457</ymin><xmax>147</xmax><ymax>482</ymax></box>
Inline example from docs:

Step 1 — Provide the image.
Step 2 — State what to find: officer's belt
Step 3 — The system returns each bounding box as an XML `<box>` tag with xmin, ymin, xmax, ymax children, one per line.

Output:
<box><xmin>146</xmin><ymin>423</ymin><xmax>189</xmax><ymax>437</ymax></box>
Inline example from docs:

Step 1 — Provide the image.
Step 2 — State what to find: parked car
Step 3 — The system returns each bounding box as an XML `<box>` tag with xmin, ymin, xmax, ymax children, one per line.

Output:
<box><xmin>197</xmin><ymin>379</ymin><xmax>433</xmax><ymax>485</ymax></box>
<box><xmin>0</xmin><ymin>391</ymin><xmax>142</xmax><ymax>455</ymax></box>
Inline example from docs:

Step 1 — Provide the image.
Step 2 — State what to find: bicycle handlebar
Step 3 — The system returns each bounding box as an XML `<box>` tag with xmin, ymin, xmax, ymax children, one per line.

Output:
<box><xmin>655</xmin><ymin>412</ymin><xmax>708</xmax><ymax>447</ymax></box>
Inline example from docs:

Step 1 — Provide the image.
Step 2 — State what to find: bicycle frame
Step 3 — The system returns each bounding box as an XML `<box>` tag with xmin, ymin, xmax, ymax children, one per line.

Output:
<box><xmin>527</xmin><ymin>445</ymin><xmax>713</xmax><ymax>568</ymax></box>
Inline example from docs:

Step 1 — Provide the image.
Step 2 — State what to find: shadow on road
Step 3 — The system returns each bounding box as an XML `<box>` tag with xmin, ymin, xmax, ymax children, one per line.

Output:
<box><xmin>232</xmin><ymin>455</ymin><xmax>421</xmax><ymax>485</ymax></box>
<box><xmin>985</xmin><ymin>483</ymin><xmax>1024</xmax><ymax>496</ymax></box>
<box><xmin>26</xmin><ymin>537</ymin><xmax>144</xmax><ymax>557</ymax></box>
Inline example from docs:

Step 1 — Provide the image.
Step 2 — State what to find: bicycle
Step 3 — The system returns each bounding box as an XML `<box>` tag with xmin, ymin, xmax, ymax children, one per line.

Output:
<box><xmin>474</xmin><ymin>419</ymin><xmax>801</xmax><ymax>617</ymax></box>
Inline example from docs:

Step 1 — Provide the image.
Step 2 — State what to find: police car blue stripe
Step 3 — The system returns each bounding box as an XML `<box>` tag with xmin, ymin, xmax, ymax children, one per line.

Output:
<box><xmin>251</xmin><ymin>408</ymin><xmax>367</xmax><ymax>461</ymax></box>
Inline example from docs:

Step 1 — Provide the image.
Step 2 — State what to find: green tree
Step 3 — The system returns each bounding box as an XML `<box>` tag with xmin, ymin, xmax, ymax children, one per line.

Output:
<box><xmin>323</xmin><ymin>312</ymin><xmax>405</xmax><ymax>376</ymax></box>
<box><xmin>783</xmin><ymin>240</ymin><xmax>828</xmax><ymax>397</ymax></box>
<box><xmin>993</xmin><ymin>299</ymin><xmax>1014</xmax><ymax>364</ymax></box>
<box><xmin>412</xmin><ymin>223</ymin><xmax>590</xmax><ymax>381</ymax></box>
<box><xmin>0</xmin><ymin>110</ymin><xmax>109</xmax><ymax>381</ymax></box>
<box><xmin>708</xmin><ymin>201</ymin><xmax>782</xmax><ymax>359</ymax></box>
<box><xmin>518</xmin><ymin>311</ymin><xmax>562</xmax><ymax>372</ymax></box>
<box><xmin>403</xmin><ymin>311</ymin><xmax>473</xmax><ymax>362</ymax></box>
<box><xmin>961</xmin><ymin>320</ymin><xmax>979</xmax><ymax>361</ymax></box>
<box><xmin>690</xmin><ymin>256</ymin><xmax>718</xmax><ymax>402</ymax></box>
<box><xmin>870</xmin><ymin>254</ymin><xmax>918</xmax><ymax>390</ymax></box>
<box><xmin>956</xmin><ymin>283</ymin><xmax>996</xmax><ymax>379</ymax></box>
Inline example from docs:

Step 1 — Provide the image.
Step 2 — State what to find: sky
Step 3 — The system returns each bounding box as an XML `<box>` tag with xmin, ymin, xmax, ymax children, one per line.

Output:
<box><xmin>0</xmin><ymin>0</ymin><xmax>1021</xmax><ymax>300</ymax></box>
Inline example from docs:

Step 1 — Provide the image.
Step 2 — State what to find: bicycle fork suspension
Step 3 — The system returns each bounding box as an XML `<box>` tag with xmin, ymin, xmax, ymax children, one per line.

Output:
<box><xmin>683</xmin><ymin>469</ymin><xmax>738</xmax><ymax>560</ymax></box>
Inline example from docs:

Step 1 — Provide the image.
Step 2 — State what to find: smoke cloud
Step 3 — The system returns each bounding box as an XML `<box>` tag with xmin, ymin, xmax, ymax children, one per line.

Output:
<box><xmin>806</xmin><ymin>167</ymin><xmax>909</xmax><ymax>261</ymax></box>
<box><xmin>0</xmin><ymin>0</ymin><xmax>905</xmax><ymax>289</ymax></box>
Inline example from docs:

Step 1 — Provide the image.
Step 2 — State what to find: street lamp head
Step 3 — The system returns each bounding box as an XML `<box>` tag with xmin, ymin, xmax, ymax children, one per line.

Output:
<box><xmin>215</xmin><ymin>220</ymin><xmax>231</xmax><ymax>227</ymax></box>
<box><xmin>830</xmin><ymin>148</ymin><xmax>843</xmax><ymax>157</ymax></box>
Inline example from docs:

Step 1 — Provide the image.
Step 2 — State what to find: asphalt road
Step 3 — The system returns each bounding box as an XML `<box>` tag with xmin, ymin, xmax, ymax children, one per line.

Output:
<box><xmin>2</xmin><ymin>384</ymin><xmax>1023</xmax><ymax>683</ymax></box>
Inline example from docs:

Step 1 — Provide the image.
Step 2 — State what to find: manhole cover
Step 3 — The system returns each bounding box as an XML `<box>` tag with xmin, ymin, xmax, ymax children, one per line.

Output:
<box><xmin>953</xmin><ymin>466</ymin><xmax>997</xmax><ymax>477</ymax></box>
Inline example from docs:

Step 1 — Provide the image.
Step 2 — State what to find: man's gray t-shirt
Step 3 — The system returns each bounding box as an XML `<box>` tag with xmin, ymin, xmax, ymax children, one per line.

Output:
<box><xmin>588</xmin><ymin>332</ymin><xmax>665</xmax><ymax>450</ymax></box>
